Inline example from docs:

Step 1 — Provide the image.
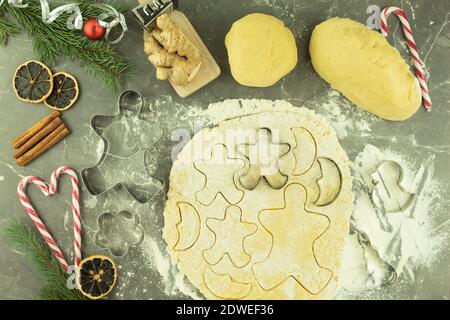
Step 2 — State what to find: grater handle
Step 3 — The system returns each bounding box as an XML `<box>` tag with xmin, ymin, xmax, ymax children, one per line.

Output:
<box><xmin>132</xmin><ymin>0</ymin><xmax>179</xmax><ymax>31</ymax></box>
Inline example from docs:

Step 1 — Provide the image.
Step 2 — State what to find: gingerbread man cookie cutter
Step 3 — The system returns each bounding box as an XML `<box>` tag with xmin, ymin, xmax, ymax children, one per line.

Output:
<box><xmin>81</xmin><ymin>90</ymin><xmax>164</xmax><ymax>203</ymax></box>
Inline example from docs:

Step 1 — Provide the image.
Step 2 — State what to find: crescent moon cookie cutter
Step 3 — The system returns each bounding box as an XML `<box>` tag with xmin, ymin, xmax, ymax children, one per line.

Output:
<box><xmin>81</xmin><ymin>90</ymin><xmax>165</xmax><ymax>204</ymax></box>
<box><xmin>370</xmin><ymin>160</ymin><xmax>415</xmax><ymax>213</ymax></box>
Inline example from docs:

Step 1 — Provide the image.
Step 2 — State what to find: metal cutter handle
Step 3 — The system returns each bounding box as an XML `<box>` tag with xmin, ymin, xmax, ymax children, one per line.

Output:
<box><xmin>132</xmin><ymin>0</ymin><xmax>179</xmax><ymax>31</ymax></box>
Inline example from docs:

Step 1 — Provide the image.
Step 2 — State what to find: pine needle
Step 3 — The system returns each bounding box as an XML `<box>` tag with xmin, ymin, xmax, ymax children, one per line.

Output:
<box><xmin>5</xmin><ymin>220</ymin><xmax>87</xmax><ymax>300</ymax></box>
<box><xmin>0</xmin><ymin>15</ymin><xmax>19</xmax><ymax>46</ymax></box>
<box><xmin>1</xmin><ymin>0</ymin><xmax>131</xmax><ymax>91</ymax></box>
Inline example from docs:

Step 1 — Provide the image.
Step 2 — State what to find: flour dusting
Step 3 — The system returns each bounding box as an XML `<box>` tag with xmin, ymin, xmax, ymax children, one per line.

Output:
<box><xmin>143</xmin><ymin>98</ymin><xmax>447</xmax><ymax>300</ymax></box>
<box><xmin>140</xmin><ymin>232</ymin><xmax>200</xmax><ymax>299</ymax></box>
<box><xmin>308</xmin><ymin>89</ymin><xmax>375</xmax><ymax>139</ymax></box>
<box><xmin>337</xmin><ymin>144</ymin><xmax>448</xmax><ymax>298</ymax></box>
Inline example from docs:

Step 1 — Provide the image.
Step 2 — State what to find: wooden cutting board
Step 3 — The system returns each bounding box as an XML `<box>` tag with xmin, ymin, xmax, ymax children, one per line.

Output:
<box><xmin>137</xmin><ymin>0</ymin><xmax>221</xmax><ymax>97</ymax></box>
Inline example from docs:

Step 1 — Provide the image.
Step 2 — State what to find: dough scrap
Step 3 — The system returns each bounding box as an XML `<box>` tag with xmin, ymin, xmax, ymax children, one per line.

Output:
<box><xmin>225</xmin><ymin>13</ymin><xmax>298</xmax><ymax>87</ymax></box>
<box><xmin>163</xmin><ymin>101</ymin><xmax>353</xmax><ymax>300</ymax></box>
<box><xmin>310</xmin><ymin>18</ymin><xmax>421</xmax><ymax>121</ymax></box>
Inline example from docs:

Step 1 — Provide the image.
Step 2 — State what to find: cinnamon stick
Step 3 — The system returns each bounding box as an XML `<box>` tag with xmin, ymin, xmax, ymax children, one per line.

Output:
<box><xmin>10</xmin><ymin>111</ymin><xmax>61</xmax><ymax>149</ymax></box>
<box><xmin>16</xmin><ymin>124</ymin><xmax>70</xmax><ymax>167</ymax></box>
<box><xmin>13</xmin><ymin>117</ymin><xmax>63</xmax><ymax>159</ymax></box>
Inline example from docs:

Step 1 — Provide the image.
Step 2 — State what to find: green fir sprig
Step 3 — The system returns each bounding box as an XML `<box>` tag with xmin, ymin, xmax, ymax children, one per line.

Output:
<box><xmin>5</xmin><ymin>220</ymin><xmax>87</xmax><ymax>300</ymax></box>
<box><xmin>0</xmin><ymin>15</ymin><xmax>19</xmax><ymax>46</ymax></box>
<box><xmin>0</xmin><ymin>0</ymin><xmax>131</xmax><ymax>91</ymax></box>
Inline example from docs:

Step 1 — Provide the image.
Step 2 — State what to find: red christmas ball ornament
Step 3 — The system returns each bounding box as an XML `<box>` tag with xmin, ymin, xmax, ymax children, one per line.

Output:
<box><xmin>83</xmin><ymin>18</ymin><xmax>106</xmax><ymax>41</ymax></box>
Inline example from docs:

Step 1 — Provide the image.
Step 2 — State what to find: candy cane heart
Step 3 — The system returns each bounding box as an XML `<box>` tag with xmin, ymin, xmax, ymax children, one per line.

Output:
<box><xmin>17</xmin><ymin>166</ymin><xmax>82</xmax><ymax>272</ymax></box>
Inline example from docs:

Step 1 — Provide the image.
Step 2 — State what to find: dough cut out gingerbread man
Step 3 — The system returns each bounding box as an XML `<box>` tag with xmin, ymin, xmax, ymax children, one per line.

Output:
<box><xmin>252</xmin><ymin>184</ymin><xmax>332</xmax><ymax>294</ymax></box>
<box><xmin>194</xmin><ymin>144</ymin><xmax>245</xmax><ymax>205</ymax></box>
<box><xmin>203</xmin><ymin>206</ymin><xmax>257</xmax><ymax>268</ymax></box>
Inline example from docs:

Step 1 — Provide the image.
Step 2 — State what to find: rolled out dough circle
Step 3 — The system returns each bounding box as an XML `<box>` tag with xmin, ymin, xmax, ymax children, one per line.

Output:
<box><xmin>163</xmin><ymin>100</ymin><xmax>353</xmax><ymax>300</ymax></box>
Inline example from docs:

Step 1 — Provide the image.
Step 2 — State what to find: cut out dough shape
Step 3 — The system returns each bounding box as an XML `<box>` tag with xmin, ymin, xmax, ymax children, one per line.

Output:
<box><xmin>315</xmin><ymin>158</ymin><xmax>342</xmax><ymax>206</ymax></box>
<box><xmin>371</xmin><ymin>161</ymin><xmax>414</xmax><ymax>212</ymax></box>
<box><xmin>174</xmin><ymin>202</ymin><xmax>201</xmax><ymax>251</ymax></box>
<box><xmin>291</xmin><ymin>127</ymin><xmax>317</xmax><ymax>176</ymax></box>
<box><xmin>163</xmin><ymin>101</ymin><xmax>353</xmax><ymax>300</ymax></box>
<box><xmin>204</xmin><ymin>206</ymin><xmax>257</xmax><ymax>268</ymax></box>
<box><xmin>252</xmin><ymin>184</ymin><xmax>332</xmax><ymax>294</ymax></box>
<box><xmin>238</xmin><ymin>128</ymin><xmax>290</xmax><ymax>190</ymax></box>
<box><xmin>203</xmin><ymin>266</ymin><xmax>252</xmax><ymax>300</ymax></box>
<box><xmin>195</xmin><ymin>144</ymin><xmax>245</xmax><ymax>205</ymax></box>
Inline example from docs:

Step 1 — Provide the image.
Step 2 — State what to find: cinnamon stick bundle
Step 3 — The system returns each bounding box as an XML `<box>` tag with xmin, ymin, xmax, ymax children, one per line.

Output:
<box><xmin>11</xmin><ymin>111</ymin><xmax>70</xmax><ymax>167</ymax></box>
<box><xmin>10</xmin><ymin>111</ymin><xmax>61</xmax><ymax>149</ymax></box>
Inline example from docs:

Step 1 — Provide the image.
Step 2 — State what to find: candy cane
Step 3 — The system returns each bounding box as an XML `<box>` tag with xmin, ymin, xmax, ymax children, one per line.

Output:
<box><xmin>17</xmin><ymin>166</ymin><xmax>81</xmax><ymax>272</ymax></box>
<box><xmin>380</xmin><ymin>6</ymin><xmax>432</xmax><ymax>111</ymax></box>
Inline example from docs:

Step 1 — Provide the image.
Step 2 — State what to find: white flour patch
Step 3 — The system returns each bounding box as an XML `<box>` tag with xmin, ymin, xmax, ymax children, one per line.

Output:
<box><xmin>336</xmin><ymin>144</ymin><xmax>448</xmax><ymax>298</ymax></box>
<box><xmin>140</xmin><ymin>234</ymin><xmax>199</xmax><ymax>299</ymax></box>
<box><xmin>140</xmin><ymin>235</ymin><xmax>171</xmax><ymax>290</ymax></box>
<box><xmin>165</xmin><ymin>94</ymin><xmax>373</xmax><ymax>142</ymax></box>
<box><xmin>308</xmin><ymin>89</ymin><xmax>375</xmax><ymax>139</ymax></box>
<box><xmin>0</xmin><ymin>176</ymin><xmax>4</xmax><ymax>182</ymax></box>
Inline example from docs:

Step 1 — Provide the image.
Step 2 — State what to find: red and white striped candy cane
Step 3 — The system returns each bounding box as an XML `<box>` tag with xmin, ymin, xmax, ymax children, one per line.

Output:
<box><xmin>17</xmin><ymin>166</ymin><xmax>81</xmax><ymax>272</ymax></box>
<box><xmin>380</xmin><ymin>6</ymin><xmax>432</xmax><ymax>111</ymax></box>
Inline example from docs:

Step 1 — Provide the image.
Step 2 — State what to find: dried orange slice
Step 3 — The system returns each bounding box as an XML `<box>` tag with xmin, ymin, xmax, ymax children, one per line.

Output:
<box><xmin>13</xmin><ymin>60</ymin><xmax>53</xmax><ymax>104</ymax></box>
<box><xmin>44</xmin><ymin>72</ymin><xmax>80</xmax><ymax>111</ymax></box>
<box><xmin>77</xmin><ymin>255</ymin><xmax>117</xmax><ymax>300</ymax></box>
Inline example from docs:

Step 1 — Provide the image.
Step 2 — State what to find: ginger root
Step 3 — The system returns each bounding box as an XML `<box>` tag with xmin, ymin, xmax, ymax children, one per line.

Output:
<box><xmin>144</xmin><ymin>14</ymin><xmax>202</xmax><ymax>86</ymax></box>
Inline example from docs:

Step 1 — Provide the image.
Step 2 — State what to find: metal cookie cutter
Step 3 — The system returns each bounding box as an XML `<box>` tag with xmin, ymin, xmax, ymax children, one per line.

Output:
<box><xmin>371</xmin><ymin>160</ymin><xmax>415</xmax><ymax>213</ymax></box>
<box><xmin>132</xmin><ymin>0</ymin><xmax>179</xmax><ymax>31</ymax></box>
<box><xmin>81</xmin><ymin>90</ymin><xmax>164</xmax><ymax>203</ymax></box>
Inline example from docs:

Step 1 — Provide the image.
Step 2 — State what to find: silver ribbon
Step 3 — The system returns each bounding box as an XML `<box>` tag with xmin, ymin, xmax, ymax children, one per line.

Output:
<box><xmin>0</xmin><ymin>0</ymin><xmax>128</xmax><ymax>43</ymax></box>
<box><xmin>39</xmin><ymin>0</ymin><xmax>83</xmax><ymax>30</ymax></box>
<box><xmin>94</xmin><ymin>4</ymin><xmax>128</xmax><ymax>44</ymax></box>
<box><xmin>0</xmin><ymin>0</ymin><xmax>28</xmax><ymax>8</ymax></box>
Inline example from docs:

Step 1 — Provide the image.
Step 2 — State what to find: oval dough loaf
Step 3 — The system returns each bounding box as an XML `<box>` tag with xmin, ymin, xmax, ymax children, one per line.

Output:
<box><xmin>225</xmin><ymin>13</ymin><xmax>298</xmax><ymax>87</ymax></box>
<box><xmin>310</xmin><ymin>18</ymin><xmax>421</xmax><ymax>121</ymax></box>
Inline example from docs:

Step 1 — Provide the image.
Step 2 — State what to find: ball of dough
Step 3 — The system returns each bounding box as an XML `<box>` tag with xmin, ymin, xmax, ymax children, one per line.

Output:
<box><xmin>310</xmin><ymin>18</ymin><xmax>421</xmax><ymax>121</ymax></box>
<box><xmin>225</xmin><ymin>13</ymin><xmax>298</xmax><ymax>87</ymax></box>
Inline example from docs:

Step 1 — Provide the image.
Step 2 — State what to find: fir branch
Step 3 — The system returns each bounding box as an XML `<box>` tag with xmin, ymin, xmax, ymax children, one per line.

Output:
<box><xmin>5</xmin><ymin>220</ymin><xmax>86</xmax><ymax>300</ymax></box>
<box><xmin>0</xmin><ymin>16</ymin><xmax>19</xmax><ymax>46</ymax></box>
<box><xmin>3</xmin><ymin>0</ymin><xmax>131</xmax><ymax>91</ymax></box>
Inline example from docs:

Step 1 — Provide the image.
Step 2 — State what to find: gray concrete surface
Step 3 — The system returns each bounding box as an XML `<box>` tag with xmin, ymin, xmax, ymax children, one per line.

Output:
<box><xmin>0</xmin><ymin>0</ymin><xmax>449</xmax><ymax>299</ymax></box>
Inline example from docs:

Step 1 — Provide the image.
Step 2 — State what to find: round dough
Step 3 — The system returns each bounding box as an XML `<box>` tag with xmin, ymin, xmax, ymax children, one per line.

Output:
<box><xmin>310</xmin><ymin>18</ymin><xmax>421</xmax><ymax>121</ymax></box>
<box><xmin>163</xmin><ymin>100</ymin><xmax>353</xmax><ymax>300</ymax></box>
<box><xmin>225</xmin><ymin>13</ymin><xmax>298</xmax><ymax>87</ymax></box>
